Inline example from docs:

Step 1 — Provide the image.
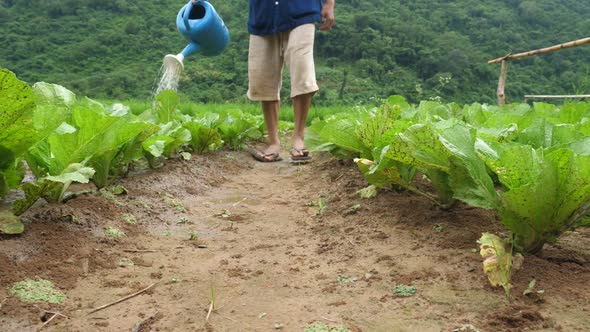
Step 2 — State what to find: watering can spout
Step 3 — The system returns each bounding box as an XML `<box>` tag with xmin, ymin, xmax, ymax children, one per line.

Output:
<box><xmin>181</xmin><ymin>41</ymin><xmax>201</xmax><ymax>58</ymax></box>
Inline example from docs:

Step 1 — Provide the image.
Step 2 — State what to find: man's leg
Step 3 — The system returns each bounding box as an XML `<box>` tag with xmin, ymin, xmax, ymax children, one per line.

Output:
<box><xmin>292</xmin><ymin>93</ymin><xmax>312</xmax><ymax>155</ymax></box>
<box><xmin>284</xmin><ymin>24</ymin><xmax>319</xmax><ymax>157</ymax></box>
<box><xmin>261</xmin><ymin>100</ymin><xmax>281</xmax><ymax>160</ymax></box>
<box><xmin>247</xmin><ymin>32</ymin><xmax>284</xmax><ymax>161</ymax></box>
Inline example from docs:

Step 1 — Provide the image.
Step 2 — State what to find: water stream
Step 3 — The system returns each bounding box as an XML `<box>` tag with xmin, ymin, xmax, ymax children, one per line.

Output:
<box><xmin>152</xmin><ymin>57</ymin><xmax>183</xmax><ymax>98</ymax></box>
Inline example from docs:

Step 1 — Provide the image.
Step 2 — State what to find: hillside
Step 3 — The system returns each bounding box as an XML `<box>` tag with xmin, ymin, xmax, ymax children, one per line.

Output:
<box><xmin>1</xmin><ymin>0</ymin><xmax>590</xmax><ymax>104</ymax></box>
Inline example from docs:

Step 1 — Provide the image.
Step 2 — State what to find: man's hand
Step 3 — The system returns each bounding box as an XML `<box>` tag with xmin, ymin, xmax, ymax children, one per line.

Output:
<box><xmin>320</xmin><ymin>0</ymin><xmax>335</xmax><ymax>31</ymax></box>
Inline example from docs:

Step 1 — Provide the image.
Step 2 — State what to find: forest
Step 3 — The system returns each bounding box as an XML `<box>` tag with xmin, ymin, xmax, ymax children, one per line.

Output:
<box><xmin>1</xmin><ymin>0</ymin><xmax>590</xmax><ymax>104</ymax></box>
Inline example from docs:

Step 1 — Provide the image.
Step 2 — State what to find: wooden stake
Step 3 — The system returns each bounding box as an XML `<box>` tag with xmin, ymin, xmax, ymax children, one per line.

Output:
<box><xmin>488</xmin><ymin>37</ymin><xmax>590</xmax><ymax>64</ymax></box>
<box><xmin>524</xmin><ymin>94</ymin><xmax>590</xmax><ymax>101</ymax></box>
<box><xmin>497</xmin><ymin>60</ymin><xmax>509</xmax><ymax>106</ymax></box>
<box><xmin>88</xmin><ymin>282</ymin><xmax>158</xmax><ymax>314</ymax></box>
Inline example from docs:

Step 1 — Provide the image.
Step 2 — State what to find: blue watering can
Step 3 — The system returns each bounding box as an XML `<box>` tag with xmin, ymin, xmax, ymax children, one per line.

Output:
<box><xmin>164</xmin><ymin>0</ymin><xmax>230</xmax><ymax>69</ymax></box>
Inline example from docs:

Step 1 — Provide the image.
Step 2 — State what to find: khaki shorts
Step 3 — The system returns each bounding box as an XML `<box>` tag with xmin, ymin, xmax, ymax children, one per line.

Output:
<box><xmin>247</xmin><ymin>23</ymin><xmax>319</xmax><ymax>101</ymax></box>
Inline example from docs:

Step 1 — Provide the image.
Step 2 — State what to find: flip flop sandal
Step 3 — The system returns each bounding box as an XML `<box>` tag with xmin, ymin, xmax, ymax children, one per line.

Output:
<box><xmin>247</xmin><ymin>147</ymin><xmax>283</xmax><ymax>162</ymax></box>
<box><xmin>289</xmin><ymin>148</ymin><xmax>312</xmax><ymax>163</ymax></box>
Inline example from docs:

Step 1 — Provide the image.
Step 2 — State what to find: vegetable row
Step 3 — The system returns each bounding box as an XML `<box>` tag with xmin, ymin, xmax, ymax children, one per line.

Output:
<box><xmin>307</xmin><ymin>96</ymin><xmax>590</xmax><ymax>254</ymax></box>
<box><xmin>0</xmin><ymin>69</ymin><xmax>279</xmax><ymax>233</ymax></box>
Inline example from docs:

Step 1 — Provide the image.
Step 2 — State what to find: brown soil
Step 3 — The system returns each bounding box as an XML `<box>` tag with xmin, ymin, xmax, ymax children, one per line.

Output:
<box><xmin>1</xmin><ymin>149</ymin><xmax>589</xmax><ymax>332</ymax></box>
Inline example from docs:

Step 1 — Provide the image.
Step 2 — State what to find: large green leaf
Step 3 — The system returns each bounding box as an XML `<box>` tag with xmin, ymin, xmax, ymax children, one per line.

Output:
<box><xmin>154</xmin><ymin>90</ymin><xmax>180</xmax><ymax>123</ymax></box>
<box><xmin>30</xmin><ymin>83</ymin><xmax>75</xmax><ymax>142</ymax></box>
<box><xmin>475</xmin><ymin>140</ymin><xmax>543</xmax><ymax>190</ymax></box>
<box><xmin>0</xmin><ymin>68</ymin><xmax>36</xmax><ymax>160</ymax></box>
<box><xmin>318</xmin><ymin>119</ymin><xmax>370</xmax><ymax>157</ymax></box>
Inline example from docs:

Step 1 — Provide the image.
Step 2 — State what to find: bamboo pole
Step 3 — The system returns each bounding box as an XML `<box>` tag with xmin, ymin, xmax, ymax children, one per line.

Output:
<box><xmin>488</xmin><ymin>37</ymin><xmax>590</xmax><ymax>64</ymax></box>
<box><xmin>496</xmin><ymin>60</ymin><xmax>508</xmax><ymax>106</ymax></box>
<box><xmin>524</xmin><ymin>94</ymin><xmax>590</xmax><ymax>102</ymax></box>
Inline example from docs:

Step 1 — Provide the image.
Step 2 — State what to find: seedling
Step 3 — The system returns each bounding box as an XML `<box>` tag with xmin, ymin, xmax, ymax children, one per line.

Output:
<box><xmin>121</xmin><ymin>213</ymin><xmax>137</xmax><ymax>225</ymax></box>
<box><xmin>317</xmin><ymin>197</ymin><xmax>327</xmax><ymax>216</ymax></box>
<box><xmin>162</xmin><ymin>193</ymin><xmax>185</xmax><ymax>212</ymax></box>
<box><xmin>99</xmin><ymin>188</ymin><xmax>125</xmax><ymax>206</ymax></box>
<box><xmin>116</xmin><ymin>258</ymin><xmax>134</xmax><ymax>267</ymax></box>
<box><xmin>105</xmin><ymin>227</ymin><xmax>126</xmax><ymax>238</ymax></box>
<box><xmin>337</xmin><ymin>276</ymin><xmax>356</xmax><ymax>284</ymax></box>
<box><xmin>305</xmin><ymin>322</ymin><xmax>351</xmax><ymax>332</ymax></box>
<box><xmin>189</xmin><ymin>231</ymin><xmax>199</xmax><ymax>241</ymax></box>
<box><xmin>216</xmin><ymin>209</ymin><xmax>231</xmax><ymax>219</ymax></box>
<box><xmin>523</xmin><ymin>278</ymin><xmax>545</xmax><ymax>297</ymax></box>
<box><xmin>393</xmin><ymin>284</ymin><xmax>417</xmax><ymax>297</ymax></box>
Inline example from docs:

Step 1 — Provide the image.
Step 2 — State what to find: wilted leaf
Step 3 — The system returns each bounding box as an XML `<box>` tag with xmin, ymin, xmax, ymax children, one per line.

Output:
<box><xmin>0</xmin><ymin>209</ymin><xmax>24</xmax><ymax>234</ymax></box>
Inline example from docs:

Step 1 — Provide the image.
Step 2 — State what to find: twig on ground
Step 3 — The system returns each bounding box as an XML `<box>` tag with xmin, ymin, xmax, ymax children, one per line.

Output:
<box><xmin>33</xmin><ymin>305</ymin><xmax>69</xmax><ymax>319</ymax></box>
<box><xmin>221</xmin><ymin>314</ymin><xmax>236</xmax><ymax>322</ymax></box>
<box><xmin>123</xmin><ymin>249</ymin><xmax>158</xmax><ymax>253</ymax></box>
<box><xmin>0</xmin><ymin>298</ymin><xmax>7</xmax><ymax>310</ymax></box>
<box><xmin>88</xmin><ymin>282</ymin><xmax>159</xmax><ymax>314</ymax></box>
<box><xmin>38</xmin><ymin>313</ymin><xmax>57</xmax><ymax>331</ymax></box>
<box><xmin>232</xmin><ymin>197</ymin><xmax>248</xmax><ymax>207</ymax></box>
<box><xmin>321</xmin><ymin>316</ymin><xmax>340</xmax><ymax>323</ymax></box>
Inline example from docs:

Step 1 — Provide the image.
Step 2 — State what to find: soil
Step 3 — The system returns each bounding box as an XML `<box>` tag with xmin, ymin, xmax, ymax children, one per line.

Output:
<box><xmin>1</xmin><ymin>148</ymin><xmax>589</xmax><ymax>332</ymax></box>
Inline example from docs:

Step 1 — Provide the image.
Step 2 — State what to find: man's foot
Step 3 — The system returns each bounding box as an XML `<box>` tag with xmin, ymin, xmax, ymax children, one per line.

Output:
<box><xmin>247</xmin><ymin>146</ymin><xmax>283</xmax><ymax>162</ymax></box>
<box><xmin>289</xmin><ymin>147</ymin><xmax>312</xmax><ymax>163</ymax></box>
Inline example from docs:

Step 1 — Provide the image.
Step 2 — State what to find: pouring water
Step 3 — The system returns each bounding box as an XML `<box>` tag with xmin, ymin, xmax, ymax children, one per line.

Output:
<box><xmin>153</xmin><ymin>0</ymin><xmax>229</xmax><ymax>96</ymax></box>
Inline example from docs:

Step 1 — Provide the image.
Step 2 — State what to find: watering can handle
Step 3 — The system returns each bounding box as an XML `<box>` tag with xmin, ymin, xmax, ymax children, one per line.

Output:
<box><xmin>183</xmin><ymin>0</ymin><xmax>208</xmax><ymax>31</ymax></box>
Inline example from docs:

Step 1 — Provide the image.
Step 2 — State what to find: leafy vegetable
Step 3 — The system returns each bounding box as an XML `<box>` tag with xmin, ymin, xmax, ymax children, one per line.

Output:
<box><xmin>13</xmin><ymin>163</ymin><xmax>95</xmax><ymax>214</ymax></box>
<box><xmin>0</xmin><ymin>68</ymin><xmax>35</xmax><ymax>197</ymax></box>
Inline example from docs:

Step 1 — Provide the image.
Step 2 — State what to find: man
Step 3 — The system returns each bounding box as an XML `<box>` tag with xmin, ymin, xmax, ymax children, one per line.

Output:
<box><xmin>246</xmin><ymin>0</ymin><xmax>335</xmax><ymax>162</ymax></box>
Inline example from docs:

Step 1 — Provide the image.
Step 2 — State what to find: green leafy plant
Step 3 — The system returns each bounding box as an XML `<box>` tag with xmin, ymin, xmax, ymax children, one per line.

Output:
<box><xmin>105</xmin><ymin>227</ymin><xmax>126</xmax><ymax>238</ymax></box>
<box><xmin>10</xmin><ymin>278</ymin><xmax>66</xmax><ymax>304</ymax></box>
<box><xmin>304</xmin><ymin>322</ymin><xmax>351</xmax><ymax>332</ymax></box>
<box><xmin>393</xmin><ymin>284</ymin><xmax>417</xmax><ymax>297</ymax></box>
<box><xmin>0</xmin><ymin>69</ymin><xmax>36</xmax><ymax>199</ymax></box>
<box><xmin>476</xmin><ymin>142</ymin><xmax>590</xmax><ymax>253</ymax></box>
<box><xmin>121</xmin><ymin>213</ymin><xmax>137</xmax><ymax>225</ymax></box>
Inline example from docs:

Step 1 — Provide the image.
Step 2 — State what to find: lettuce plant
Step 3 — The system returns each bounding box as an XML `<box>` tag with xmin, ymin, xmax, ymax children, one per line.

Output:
<box><xmin>476</xmin><ymin>141</ymin><xmax>590</xmax><ymax>253</ymax></box>
<box><xmin>0</xmin><ymin>69</ymin><xmax>36</xmax><ymax>197</ymax></box>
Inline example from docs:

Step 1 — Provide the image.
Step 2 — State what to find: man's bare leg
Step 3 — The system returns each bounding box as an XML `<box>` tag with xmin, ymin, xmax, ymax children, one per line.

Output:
<box><xmin>292</xmin><ymin>92</ymin><xmax>313</xmax><ymax>156</ymax></box>
<box><xmin>261</xmin><ymin>100</ymin><xmax>281</xmax><ymax>160</ymax></box>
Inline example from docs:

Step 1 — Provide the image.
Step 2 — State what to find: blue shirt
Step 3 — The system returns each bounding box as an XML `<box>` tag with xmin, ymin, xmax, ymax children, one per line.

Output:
<box><xmin>248</xmin><ymin>0</ymin><xmax>323</xmax><ymax>35</ymax></box>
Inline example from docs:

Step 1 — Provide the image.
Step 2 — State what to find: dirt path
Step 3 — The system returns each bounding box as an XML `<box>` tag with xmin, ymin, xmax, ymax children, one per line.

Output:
<box><xmin>1</xmin><ymin>150</ymin><xmax>590</xmax><ymax>331</ymax></box>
